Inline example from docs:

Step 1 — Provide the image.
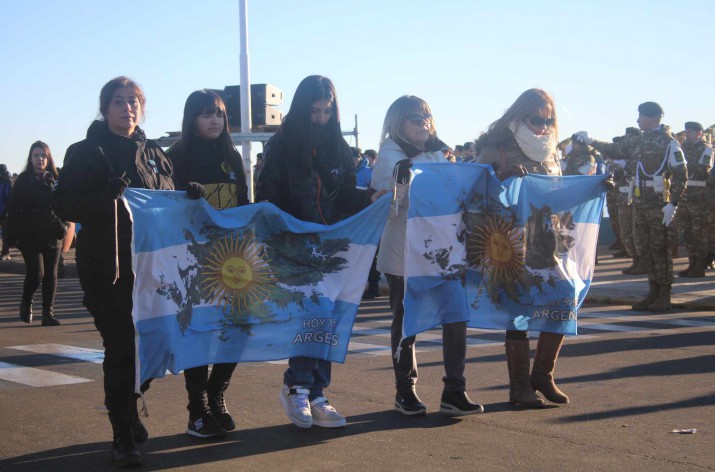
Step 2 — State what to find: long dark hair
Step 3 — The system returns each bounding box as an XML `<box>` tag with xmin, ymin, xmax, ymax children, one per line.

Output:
<box><xmin>277</xmin><ymin>75</ymin><xmax>342</xmax><ymax>141</ymax></box>
<box><xmin>172</xmin><ymin>89</ymin><xmax>245</xmax><ymax>185</ymax></box>
<box><xmin>24</xmin><ymin>141</ymin><xmax>58</xmax><ymax>178</ymax></box>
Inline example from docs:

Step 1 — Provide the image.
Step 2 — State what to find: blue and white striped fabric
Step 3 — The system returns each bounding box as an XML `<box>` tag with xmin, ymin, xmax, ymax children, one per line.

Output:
<box><xmin>125</xmin><ymin>189</ymin><xmax>390</xmax><ymax>385</ymax></box>
<box><xmin>403</xmin><ymin>163</ymin><xmax>606</xmax><ymax>337</ymax></box>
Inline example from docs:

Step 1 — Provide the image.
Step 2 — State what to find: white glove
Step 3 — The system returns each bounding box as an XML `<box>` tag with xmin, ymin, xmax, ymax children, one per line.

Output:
<box><xmin>573</xmin><ymin>131</ymin><xmax>593</xmax><ymax>145</ymax></box>
<box><xmin>662</xmin><ymin>203</ymin><xmax>676</xmax><ymax>226</ymax></box>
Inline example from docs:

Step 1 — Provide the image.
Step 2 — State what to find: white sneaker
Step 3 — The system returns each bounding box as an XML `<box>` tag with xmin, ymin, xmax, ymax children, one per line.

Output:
<box><xmin>310</xmin><ymin>397</ymin><xmax>346</xmax><ymax>428</ymax></box>
<box><xmin>279</xmin><ymin>385</ymin><xmax>312</xmax><ymax>428</ymax></box>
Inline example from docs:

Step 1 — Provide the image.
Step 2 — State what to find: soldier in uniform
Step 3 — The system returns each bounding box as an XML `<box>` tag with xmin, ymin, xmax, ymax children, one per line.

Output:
<box><xmin>608</xmin><ymin>128</ymin><xmax>647</xmax><ymax>274</ymax></box>
<box><xmin>592</xmin><ymin>102</ymin><xmax>687</xmax><ymax>311</ymax></box>
<box><xmin>678</xmin><ymin>122</ymin><xmax>713</xmax><ymax>277</ymax></box>
<box><xmin>563</xmin><ymin>131</ymin><xmax>598</xmax><ymax>176</ymax></box>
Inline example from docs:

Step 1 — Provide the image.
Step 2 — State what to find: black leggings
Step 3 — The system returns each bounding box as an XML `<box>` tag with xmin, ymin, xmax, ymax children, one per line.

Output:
<box><xmin>20</xmin><ymin>246</ymin><xmax>60</xmax><ymax>309</ymax></box>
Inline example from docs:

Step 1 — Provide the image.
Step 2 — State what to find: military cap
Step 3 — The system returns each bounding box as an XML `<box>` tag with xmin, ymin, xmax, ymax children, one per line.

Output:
<box><xmin>684</xmin><ymin>121</ymin><xmax>704</xmax><ymax>132</ymax></box>
<box><xmin>637</xmin><ymin>102</ymin><xmax>664</xmax><ymax>117</ymax></box>
<box><xmin>625</xmin><ymin>127</ymin><xmax>641</xmax><ymax>136</ymax></box>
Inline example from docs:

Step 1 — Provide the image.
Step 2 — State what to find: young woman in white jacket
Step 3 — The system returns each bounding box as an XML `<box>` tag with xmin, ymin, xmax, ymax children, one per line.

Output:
<box><xmin>370</xmin><ymin>95</ymin><xmax>483</xmax><ymax>416</ymax></box>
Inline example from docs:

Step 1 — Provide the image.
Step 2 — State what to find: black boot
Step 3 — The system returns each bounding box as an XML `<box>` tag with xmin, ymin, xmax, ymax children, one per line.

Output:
<box><xmin>439</xmin><ymin>391</ymin><xmax>484</xmax><ymax>416</ymax></box>
<box><xmin>678</xmin><ymin>256</ymin><xmax>694</xmax><ymax>277</ymax></box>
<box><xmin>686</xmin><ymin>256</ymin><xmax>706</xmax><ymax>278</ymax></box>
<box><xmin>207</xmin><ymin>363</ymin><xmax>237</xmax><ymax>431</ymax></box>
<box><xmin>19</xmin><ymin>299</ymin><xmax>32</xmax><ymax>323</ymax></box>
<box><xmin>41</xmin><ymin>306</ymin><xmax>60</xmax><ymax>326</ymax></box>
<box><xmin>362</xmin><ymin>280</ymin><xmax>381</xmax><ymax>299</ymax></box>
<box><xmin>109</xmin><ymin>410</ymin><xmax>141</xmax><ymax>468</ymax></box>
<box><xmin>394</xmin><ymin>390</ymin><xmax>426</xmax><ymax>416</ymax></box>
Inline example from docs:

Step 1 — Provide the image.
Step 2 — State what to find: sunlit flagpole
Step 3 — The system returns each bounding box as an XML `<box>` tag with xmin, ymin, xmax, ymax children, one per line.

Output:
<box><xmin>239</xmin><ymin>0</ymin><xmax>253</xmax><ymax>201</ymax></box>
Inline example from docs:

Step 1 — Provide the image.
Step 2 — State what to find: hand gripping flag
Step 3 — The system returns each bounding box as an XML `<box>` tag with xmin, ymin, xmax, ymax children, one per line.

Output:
<box><xmin>403</xmin><ymin>163</ymin><xmax>607</xmax><ymax>337</ymax></box>
<box><xmin>125</xmin><ymin>189</ymin><xmax>391</xmax><ymax>386</ymax></box>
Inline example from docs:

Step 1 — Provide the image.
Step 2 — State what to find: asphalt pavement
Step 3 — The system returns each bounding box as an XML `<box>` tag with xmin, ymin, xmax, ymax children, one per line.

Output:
<box><xmin>0</xmin><ymin>246</ymin><xmax>713</xmax><ymax>471</ymax></box>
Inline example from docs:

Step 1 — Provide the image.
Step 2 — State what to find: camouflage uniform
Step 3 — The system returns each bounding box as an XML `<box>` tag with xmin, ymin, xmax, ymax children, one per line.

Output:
<box><xmin>593</xmin><ymin>125</ymin><xmax>687</xmax><ymax>308</ymax></box>
<box><xmin>563</xmin><ymin>147</ymin><xmax>598</xmax><ymax>176</ymax></box>
<box><xmin>611</xmin><ymin>164</ymin><xmax>637</xmax><ymax>258</ymax></box>
<box><xmin>678</xmin><ymin>138</ymin><xmax>713</xmax><ymax>275</ymax></box>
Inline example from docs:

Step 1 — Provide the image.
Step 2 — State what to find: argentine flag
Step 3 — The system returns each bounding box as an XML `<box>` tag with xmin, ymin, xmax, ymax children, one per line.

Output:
<box><xmin>403</xmin><ymin>163</ymin><xmax>606</xmax><ymax>337</ymax></box>
<box><xmin>125</xmin><ymin>189</ymin><xmax>391</xmax><ymax>386</ymax></box>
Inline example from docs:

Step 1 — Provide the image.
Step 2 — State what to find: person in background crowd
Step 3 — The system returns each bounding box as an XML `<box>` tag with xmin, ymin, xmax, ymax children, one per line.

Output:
<box><xmin>441</xmin><ymin>145</ymin><xmax>456</xmax><ymax>162</ymax></box>
<box><xmin>253</xmin><ymin>152</ymin><xmax>264</xmax><ymax>184</ymax></box>
<box><xmin>52</xmin><ymin>76</ymin><xmax>195</xmax><ymax>467</ymax></box>
<box><xmin>360</xmin><ymin>148</ymin><xmax>382</xmax><ymax>299</ymax></box>
<box><xmin>371</xmin><ymin>95</ymin><xmax>484</xmax><ymax>417</ymax></box>
<box><xmin>461</xmin><ymin>141</ymin><xmax>476</xmax><ymax>162</ymax></box>
<box><xmin>256</xmin><ymin>75</ymin><xmax>385</xmax><ymax>429</ymax></box>
<box><xmin>354</xmin><ymin>147</ymin><xmax>372</xmax><ymax>188</ymax></box>
<box><xmin>6</xmin><ymin>141</ymin><xmax>65</xmax><ymax>326</ymax></box>
<box><xmin>563</xmin><ymin>131</ymin><xmax>598</xmax><ymax>176</ymax></box>
<box><xmin>454</xmin><ymin>144</ymin><xmax>464</xmax><ymax>162</ymax></box>
<box><xmin>476</xmin><ymin>88</ymin><xmax>567</xmax><ymax>409</ymax></box>
<box><xmin>167</xmin><ymin>89</ymin><xmax>250</xmax><ymax>439</ymax></box>
<box><xmin>677</xmin><ymin>121</ymin><xmax>712</xmax><ymax>278</ymax></box>
<box><xmin>0</xmin><ymin>163</ymin><xmax>13</xmax><ymax>261</ymax></box>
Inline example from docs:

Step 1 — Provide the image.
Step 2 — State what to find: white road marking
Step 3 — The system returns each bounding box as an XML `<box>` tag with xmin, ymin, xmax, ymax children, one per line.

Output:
<box><xmin>8</xmin><ymin>344</ymin><xmax>104</xmax><ymax>363</ymax></box>
<box><xmin>0</xmin><ymin>361</ymin><xmax>92</xmax><ymax>387</ymax></box>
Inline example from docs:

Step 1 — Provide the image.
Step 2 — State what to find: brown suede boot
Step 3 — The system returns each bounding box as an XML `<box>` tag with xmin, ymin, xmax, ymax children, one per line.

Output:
<box><xmin>531</xmin><ymin>332</ymin><xmax>569</xmax><ymax>404</ymax></box>
<box><xmin>505</xmin><ymin>339</ymin><xmax>544</xmax><ymax>408</ymax></box>
<box><xmin>648</xmin><ymin>284</ymin><xmax>672</xmax><ymax>311</ymax></box>
<box><xmin>632</xmin><ymin>280</ymin><xmax>659</xmax><ymax>311</ymax></box>
<box><xmin>677</xmin><ymin>256</ymin><xmax>694</xmax><ymax>277</ymax></box>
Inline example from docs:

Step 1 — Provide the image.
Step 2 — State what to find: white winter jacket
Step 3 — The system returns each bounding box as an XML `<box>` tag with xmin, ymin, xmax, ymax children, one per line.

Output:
<box><xmin>370</xmin><ymin>138</ymin><xmax>447</xmax><ymax>276</ymax></box>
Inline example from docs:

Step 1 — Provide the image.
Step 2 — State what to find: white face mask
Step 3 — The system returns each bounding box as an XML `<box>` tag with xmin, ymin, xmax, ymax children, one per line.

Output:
<box><xmin>508</xmin><ymin>121</ymin><xmax>557</xmax><ymax>163</ymax></box>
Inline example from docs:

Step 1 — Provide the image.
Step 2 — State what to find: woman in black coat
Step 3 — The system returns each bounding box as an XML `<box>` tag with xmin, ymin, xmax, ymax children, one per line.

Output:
<box><xmin>7</xmin><ymin>141</ymin><xmax>65</xmax><ymax>326</ymax></box>
<box><xmin>52</xmin><ymin>76</ymin><xmax>179</xmax><ymax>467</ymax></box>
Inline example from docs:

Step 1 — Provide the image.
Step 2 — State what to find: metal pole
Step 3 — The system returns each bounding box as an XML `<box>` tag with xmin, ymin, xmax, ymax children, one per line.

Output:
<box><xmin>239</xmin><ymin>0</ymin><xmax>253</xmax><ymax>201</ymax></box>
<box><xmin>354</xmin><ymin>114</ymin><xmax>359</xmax><ymax>149</ymax></box>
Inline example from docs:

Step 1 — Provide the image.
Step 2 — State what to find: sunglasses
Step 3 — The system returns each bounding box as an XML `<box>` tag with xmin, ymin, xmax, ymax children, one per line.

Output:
<box><xmin>527</xmin><ymin>116</ymin><xmax>555</xmax><ymax>128</ymax></box>
<box><xmin>406</xmin><ymin>113</ymin><xmax>432</xmax><ymax>125</ymax></box>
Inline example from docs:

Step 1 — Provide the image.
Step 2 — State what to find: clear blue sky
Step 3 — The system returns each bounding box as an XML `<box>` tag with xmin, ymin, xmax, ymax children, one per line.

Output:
<box><xmin>1</xmin><ymin>0</ymin><xmax>713</xmax><ymax>174</ymax></box>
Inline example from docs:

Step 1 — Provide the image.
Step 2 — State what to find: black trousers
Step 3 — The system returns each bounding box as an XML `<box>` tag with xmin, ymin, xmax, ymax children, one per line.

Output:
<box><xmin>386</xmin><ymin>274</ymin><xmax>467</xmax><ymax>394</ymax></box>
<box><xmin>19</xmin><ymin>245</ymin><xmax>60</xmax><ymax>309</ymax></box>
<box><xmin>184</xmin><ymin>363</ymin><xmax>237</xmax><ymax>409</ymax></box>
<box><xmin>80</xmin><ymin>273</ymin><xmax>136</xmax><ymax>414</ymax></box>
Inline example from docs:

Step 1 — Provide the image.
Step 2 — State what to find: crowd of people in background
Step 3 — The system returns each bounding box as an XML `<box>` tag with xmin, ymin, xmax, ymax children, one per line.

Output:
<box><xmin>0</xmin><ymin>73</ymin><xmax>712</xmax><ymax>468</ymax></box>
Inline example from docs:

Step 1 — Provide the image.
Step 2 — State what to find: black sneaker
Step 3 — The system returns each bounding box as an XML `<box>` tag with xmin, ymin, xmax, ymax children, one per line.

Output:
<box><xmin>208</xmin><ymin>392</ymin><xmax>236</xmax><ymax>431</ymax></box>
<box><xmin>394</xmin><ymin>391</ymin><xmax>426</xmax><ymax>416</ymax></box>
<box><xmin>186</xmin><ymin>413</ymin><xmax>227</xmax><ymax>439</ymax></box>
<box><xmin>440</xmin><ymin>391</ymin><xmax>484</xmax><ymax>416</ymax></box>
<box><xmin>111</xmin><ymin>437</ymin><xmax>141</xmax><ymax>468</ymax></box>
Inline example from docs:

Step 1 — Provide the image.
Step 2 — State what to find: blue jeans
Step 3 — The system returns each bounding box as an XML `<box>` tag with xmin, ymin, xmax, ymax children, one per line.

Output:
<box><xmin>284</xmin><ymin>356</ymin><xmax>331</xmax><ymax>400</ymax></box>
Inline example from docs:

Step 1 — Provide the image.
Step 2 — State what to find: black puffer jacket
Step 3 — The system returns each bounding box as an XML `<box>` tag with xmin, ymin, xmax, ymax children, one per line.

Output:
<box><xmin>6</xmin><ymin>170</ymin><xmax>65</xmax><ymax>250</ymax></box>
<box><xmin>255</xmin><ymin>131</ymin><xmax>373</xmax><ymax>224</ymax></box>
<box><xmin>53</xmin><ymin>120</ymin><xmax>174</xmax><ymax>278</ymax></box>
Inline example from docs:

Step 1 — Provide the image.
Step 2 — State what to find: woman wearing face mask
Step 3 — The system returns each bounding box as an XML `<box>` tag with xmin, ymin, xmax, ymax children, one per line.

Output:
<box><xmin>167</xmin><ymin>89</ymin><xmax>249</xmax><ymax>439</ymax></box>
<box><xmin>6</xmin><ymin>141</ymin><xmax>65</xmax><ymax>326</ymax></box>
<box><xmin>256</xmin><ymin>75</ymin><xmax>384</xmax><ymax>429</ymax></box>
<box><xmin>53</xmin><ymin>77</ymin><xmax>182</xmax><ymax>467</ymax></box>
<box><xmin>476</xmin><ymin>88</ymin><xmax>567</xmax><ymax>409</ymax></box>
<box><xmin>370</xmin><ymin>95</ymin><xmax>484</xmax><ymax>417</ymax></box>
